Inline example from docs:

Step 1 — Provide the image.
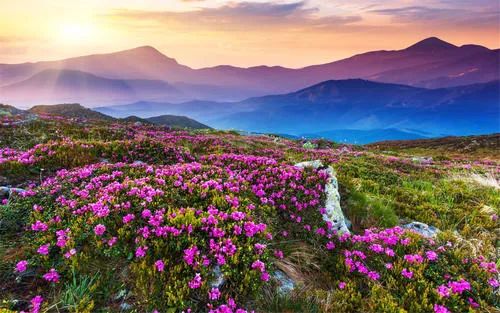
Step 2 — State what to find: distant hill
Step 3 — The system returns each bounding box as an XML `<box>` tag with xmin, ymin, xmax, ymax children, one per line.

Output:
<box><xmin>0</xmin><ymin>103</ymin><xmax>29</xmax><ymax>116</ymax></box>
<box><xmin>146</xmin><ymin>115</ymin><xmax>211</xmax><ymax>129</ymax></box>
<box><xmin>29</xmin><ymin>103</ymin><xmax>114</xmax><ymax>120</ymax></box>
<box><xmin>121</xmin><ymin>115</ymin><xmax>153</xmax><ymax>124</ymax></box>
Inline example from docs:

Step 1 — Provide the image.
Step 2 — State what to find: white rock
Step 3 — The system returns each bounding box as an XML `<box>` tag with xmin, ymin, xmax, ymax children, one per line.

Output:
<box><xmin>294</xmin><ymin>160</ymin><xmax>350</xmax><ymax>234</ymax></box>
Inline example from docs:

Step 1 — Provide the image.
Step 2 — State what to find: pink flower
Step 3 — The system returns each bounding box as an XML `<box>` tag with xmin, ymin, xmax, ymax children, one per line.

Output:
<box><xmin>274</xmin><ymin>250</ymin><xmax>284</xmax><ymax>259</ymax></box>
<box><xmin>64</xmin><ymin>249</ymin><xmax>77</xmax><ymax>259</ymax></box>
<box><xmin>155</xmin><ymin>259</ymin><xmax>165</xmax><ymax>272</ymax></box>
<box><xmin>31</xmin><ymin>220</ymin><xmax>48</xmax><ymax>232</ymax></box>
<box><xmin>37</xmin><ymin>244</ymin><xmax>50</xmax><ymax>255</ymax></box>
<box><xmin>385</xmin><ymin>263</ymin><xmax>393</xmax><ymax>270</ymax></box>
<box><xmin>93</xmin><ymin>224</ymin><xmax>106</xmax><ymax>236</ymax></box>
<box><xmin>401</xmin><ymin>268</ymin><xmax>413</xmax><ymax>279</ymax></box>
<box><xmin>436</xmin><ymin>285</ymin><xmax>450</xmax><ymax>298</ymax></box>
<box><xmin>260</xmin><ymin>272</ymin><xmax>270</xmax><ymax>281</ymax></box>
<box><xmin>251</xmin><ymin>260</ymin><xmax>266</xmax><ymax>272</ymax></box>
<box><xmin>426</xmin><ymin>251</ymin><xmax>438</xmax><ymax>261</ymax></box>
<box><xmin>367</xmin><ymin>271</ymin><xmax>380</xmax><ymax>281</ymax></box>
<box><xmin>338</xmin><ymin>281</ymin><xmax>346</xmax><ymax>289</ymax></box>
<box><xmin>468</xmin><ymin>297</ymin><xmax>479</xmax><ymax>308</ymax></box>
<box><xmin>29</xmin><ymin>295</ymin><xmax>43</xmax><ymax>313</ymax></box>
<box><xmin>43</xmin><ymin>268</ymin><xmax>60</xmax><ymax>283</ymax></box>
<box><xmin>15</xmin><ymin>260</ymin><xmax>28</xmax><ymax>273</ymax></box>
<box><xmin>188</xmin><ymin>273</ymin><xmax>202</xmax><ymax>289</ymax></box>
<box><xmin>488</xmin><ymin>278</ymin><xmax>499</xmax><ymax>288</ymax></box>
<box><xmin>123</xmin><ymin>213</ymin><xmax>135</xmax><ymax>224</ymax></box>
<box><xmin>208</xmin><ymin>287</ymin><xmax>221</xmax><ymax>300</ymax></box>
<box><xmin>135</xmin><ymin>246</ymin><xmax>148</xmax><ymax>258</ymax></box>
<box><xmin>448</xmin><ymin>279</ymin><xmax>470</xmax><ymax>294</ymax></box>
<box><xmin>433</xmin><ymin>304</ymin><xmax>450</xmax><ymax>313</ymax></box>
<box><xmin>326</xmin><ymin>241</ymin><xmax>335</xmax><ymax>250</ymax></box>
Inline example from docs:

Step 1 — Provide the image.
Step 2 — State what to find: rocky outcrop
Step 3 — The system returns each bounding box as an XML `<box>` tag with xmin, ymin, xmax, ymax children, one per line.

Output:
<box><xmin>294</xmin><ymin>160</ymin><xmax>350</xmax><ymax>234</ymax></box>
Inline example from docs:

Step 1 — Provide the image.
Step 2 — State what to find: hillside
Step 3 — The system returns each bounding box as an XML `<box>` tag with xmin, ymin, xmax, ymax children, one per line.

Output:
<box><xmin>0</xmin><ymin>114</ymin><xmax>498</xmax><ymax>312</ymax></box>
<box><xmin>368</xmin><ymin>133</ymin><xmax>500</xmax><ymax>159</ymax></box>
<box><xmin>29</xmin><ymin>103</ymin><xmax>114</xmax><ymax>120</ymax></box>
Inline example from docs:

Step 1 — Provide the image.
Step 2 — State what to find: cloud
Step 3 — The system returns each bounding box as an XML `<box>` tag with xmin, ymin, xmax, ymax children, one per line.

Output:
<box><xmin>105</xmin><ymin>1</ymin><xmax>362</xmax><ymax>32</ymax></box>
<box><xmin>370</xmin><ymin>5</ymin><xmax>499</xmax><ymax>28</ymax></box>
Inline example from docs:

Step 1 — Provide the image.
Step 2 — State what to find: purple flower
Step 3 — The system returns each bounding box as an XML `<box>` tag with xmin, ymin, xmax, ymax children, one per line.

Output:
<box><xmin>338</xmin><ymin>281</ymin><xmax>346</xmax><ymax>289</ymax></box>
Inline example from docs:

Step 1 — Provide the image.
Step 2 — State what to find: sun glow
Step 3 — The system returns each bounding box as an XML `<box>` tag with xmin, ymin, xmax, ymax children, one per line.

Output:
<box><xmin>57</xmin><ymin>22</ymin><xmax>96</xmax><ymax>43</ymax></box>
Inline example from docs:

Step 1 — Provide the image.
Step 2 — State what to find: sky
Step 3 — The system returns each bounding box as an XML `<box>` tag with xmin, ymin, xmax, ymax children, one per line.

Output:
<box><xmin>1</xmin><ymin>0</ymin><xmax>499</xmax><ymax>68</ymax></box>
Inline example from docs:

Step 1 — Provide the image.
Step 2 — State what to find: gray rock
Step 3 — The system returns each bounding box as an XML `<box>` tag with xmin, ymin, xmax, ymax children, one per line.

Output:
<box><xmin>295</xmin><ymin>160</ymin><xmax>350</xmax><ymax>234</ymax></box>
<box><xmin>403</xmin><ymin>222</ymin><xmax>440</xmax><ymax>237</ymax></box>
<box><xmin>0</xmin><ymin>186</ymin><xmax>25</xmax><ymax>200</ymax></box>
<box><xmin>411</xmin><ymin>156</ymin><xmax>433</xmax><ymax>164</ymax></box>
<box><xmin>273</xmin><ymin>270</ymin><xmax>295</xmax><ymax>294</ymax></box>
<box><xmin>0</xmin><ymin>186</ymin><xmax>9</xmax><ymax>199</ymax></box>
<box><xmin>211</xmin><ymin>265</ymin><xmax>224</xmax><ymax>288</ymax></box>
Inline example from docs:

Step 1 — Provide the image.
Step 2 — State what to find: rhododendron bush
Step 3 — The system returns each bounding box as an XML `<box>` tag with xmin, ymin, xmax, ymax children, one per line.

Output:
<box><xmin>0</xmin><ymin>116</ymin><xmax>498</xmax><ymax>312</ymax></box>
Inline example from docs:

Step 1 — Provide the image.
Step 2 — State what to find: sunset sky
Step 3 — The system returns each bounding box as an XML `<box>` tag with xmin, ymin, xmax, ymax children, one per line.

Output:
<box><xmin>1</xmin><ymin>0</ymin><xmax>499</xmax><ymax>68</ymax></box>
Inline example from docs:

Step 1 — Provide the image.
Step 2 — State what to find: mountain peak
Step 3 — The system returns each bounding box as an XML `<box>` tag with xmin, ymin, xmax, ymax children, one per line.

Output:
<box><xmin>114</xmin><ymin>46</ymin><xmax>180</xmax><ymax>65</ymax></box>
<box><xmin>406</xmin><ymin>37</ymin><xmax>457</xmax><ymax>51</ymax></box>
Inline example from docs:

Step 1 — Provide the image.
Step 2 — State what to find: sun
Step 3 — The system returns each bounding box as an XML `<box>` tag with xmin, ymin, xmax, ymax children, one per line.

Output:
<box><xmin>57</xmin><ymin>22</ymin><xmax>96</xmax><ymax>43</ymax></box>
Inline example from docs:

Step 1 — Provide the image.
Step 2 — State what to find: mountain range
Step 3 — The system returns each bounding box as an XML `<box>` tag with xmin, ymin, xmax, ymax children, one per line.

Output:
<box><xmin>96</xmin><ymin>79</ymin><xmax>499</xmax><ymax>137</ymax></box>
<box><xmin>1</xmin><ymin>37</ymin><xmax>498</xmax><ymax>106</ymax></box>
<box><xmin>1</xmin><ymin>36</ymin><xmax>498</xmax><ymax>143</ymax></box>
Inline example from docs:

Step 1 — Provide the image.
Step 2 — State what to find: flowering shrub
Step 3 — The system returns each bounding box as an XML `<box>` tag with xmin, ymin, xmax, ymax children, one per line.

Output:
<box><xmin>9</xmin><ymin>154</ymin><xmax>327</xmax><ymax>311</ymax></box>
